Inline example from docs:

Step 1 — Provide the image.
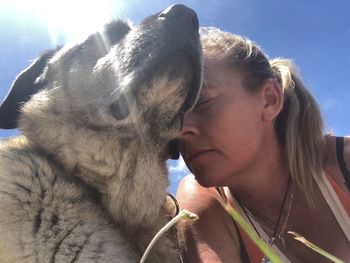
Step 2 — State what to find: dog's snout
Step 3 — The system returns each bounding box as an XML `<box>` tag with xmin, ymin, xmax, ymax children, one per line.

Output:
<box><xmin>158</xmin><ymin>4</ymin><xmax>199</xmax><ymax>32</ymax></box>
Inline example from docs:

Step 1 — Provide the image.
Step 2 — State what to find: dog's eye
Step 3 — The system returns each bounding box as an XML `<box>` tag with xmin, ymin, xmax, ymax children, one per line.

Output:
<box><xmin>109</xmin><ymin>96</ymin><xmax>130</xmax><ymax>120</ymax></box>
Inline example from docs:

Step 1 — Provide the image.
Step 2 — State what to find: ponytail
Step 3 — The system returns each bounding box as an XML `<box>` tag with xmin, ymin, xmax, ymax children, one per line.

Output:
<box><xmin>271</xmin><ymin>59</ymin><xmax>325</xmax><ymax>205</ymax></box>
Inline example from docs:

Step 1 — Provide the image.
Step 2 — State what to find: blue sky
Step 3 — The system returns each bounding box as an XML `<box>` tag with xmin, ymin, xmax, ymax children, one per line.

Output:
<box><xmin>1</xmin><ymin>0</ymin><xmax>349</xmax><ymax>194</ymax></box>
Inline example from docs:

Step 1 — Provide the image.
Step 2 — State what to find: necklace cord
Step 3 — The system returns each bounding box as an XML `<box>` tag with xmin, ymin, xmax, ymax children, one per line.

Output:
<box><xmin>234</xmin><ymin>176</ymin><xmax>294</xmax><ymax>246</ymax></box>
<box><xmin>272</xmin><ymin>176</ymin><xmax>292</xmax><ymax>239</ymax></box>
<box><xmin>167</xmin><ymin>193</ymin><xmax>180</xmax><ymax>217</ymax></box>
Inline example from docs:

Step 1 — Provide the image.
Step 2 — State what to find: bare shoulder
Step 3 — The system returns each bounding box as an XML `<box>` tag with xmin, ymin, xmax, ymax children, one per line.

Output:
<box><xmin>177</xmin><ymin>174</ymin><xmax>221</xmax><ymax>212</ymax></box>
<box><xmin>176</xmin><ymin>175</ymin><xmax>241</xmax><ymax>263</ymax></box>
<box><xmin>323</xmin><ymin>135</ymin><xmax>350</xmax><ymax>193</ymax></box>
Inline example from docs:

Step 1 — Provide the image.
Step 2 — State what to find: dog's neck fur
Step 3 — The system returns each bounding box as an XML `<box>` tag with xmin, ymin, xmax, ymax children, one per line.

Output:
<box><xmin>19</xmin><ymin>106</ymin><xmax>171</xmax><ymax>230</ymax></box>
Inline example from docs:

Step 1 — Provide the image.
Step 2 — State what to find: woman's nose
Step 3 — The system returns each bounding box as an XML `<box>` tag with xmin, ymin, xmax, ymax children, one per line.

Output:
<box><xmin>181</xmin><ymin>111</ymin><xmax>198</xmax><ymax>137</ymax></box>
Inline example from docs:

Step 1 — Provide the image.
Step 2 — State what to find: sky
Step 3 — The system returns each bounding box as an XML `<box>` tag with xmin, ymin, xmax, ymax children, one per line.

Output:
<box><xmin>0</xmin><ymin>0</ymin><xmax>349</xmax><ymax>194</ymax></box>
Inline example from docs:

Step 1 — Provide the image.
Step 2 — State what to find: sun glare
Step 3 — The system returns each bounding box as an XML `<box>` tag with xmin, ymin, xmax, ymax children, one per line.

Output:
<box><xmin>43</xmin><ymin>0</ymin><xmax>113</xmax><ymax>42</ymax></box>
<box><xmin>7</xmin><ymin>0</ymin><xmax>124</xmax><ymax>44</ymax></box>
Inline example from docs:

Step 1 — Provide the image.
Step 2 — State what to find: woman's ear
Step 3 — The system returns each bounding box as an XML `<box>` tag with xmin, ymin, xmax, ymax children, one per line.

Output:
<box><xmin>261</xmin><ymin>78</ymin><xmax>283</xmax><ymax>122</ymax></box>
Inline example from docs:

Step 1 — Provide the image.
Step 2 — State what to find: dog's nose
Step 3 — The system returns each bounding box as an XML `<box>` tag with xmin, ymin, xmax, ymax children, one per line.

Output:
<box><xmin>158</xmin><ymin>4</ymin><xmax>199</xmax><ymax>32</ymax></box>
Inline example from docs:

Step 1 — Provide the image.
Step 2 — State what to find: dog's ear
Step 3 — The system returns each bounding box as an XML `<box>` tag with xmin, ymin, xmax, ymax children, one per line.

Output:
<box><xmin>0</xmin><ymin>48</ymin><xmax>59</xmax><ymax>129</ymax></box>
<box><xmin>104</xmin><ymin>20</ymin><xmax>131</xmax><ymax>45</ymax></box>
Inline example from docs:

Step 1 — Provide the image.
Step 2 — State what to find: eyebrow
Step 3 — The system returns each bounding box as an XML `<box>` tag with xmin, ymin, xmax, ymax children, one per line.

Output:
<box><xmin>202</xmin><ymin>80</ymin><xmax>219</xmax><ymax>90</ymax></box>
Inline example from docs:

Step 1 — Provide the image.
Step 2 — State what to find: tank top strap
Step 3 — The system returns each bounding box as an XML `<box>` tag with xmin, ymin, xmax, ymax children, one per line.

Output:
<box><xmin>314</xmin><ymin>171</ymin><xmax>350</xmax><ymax>241</ymax></box>
<box><xmin>336</xmin><ymin>136</ymin><xmax>350</xmax><ymax>192</ymax></box>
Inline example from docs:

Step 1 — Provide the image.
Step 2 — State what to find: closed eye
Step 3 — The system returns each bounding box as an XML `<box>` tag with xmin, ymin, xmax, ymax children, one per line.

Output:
<box><xmin>194</xmin><ymin>96</ymin><xmax>212</xmax><ymax>109</ymax></box>
<box><xmin>193</xmin><ymin>81</ymin><xmax>215</xmax><ymax>109</ymax></box>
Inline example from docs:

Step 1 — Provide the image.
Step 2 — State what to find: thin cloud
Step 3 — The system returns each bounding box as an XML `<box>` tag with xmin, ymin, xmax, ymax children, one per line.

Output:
<box><xmin>321</xmin><ymin>98</ymin><xmax>337</xmax><ymax>111</ymax></box>
<box><xmin>168</xmin><ymin>156</ymin><xmax>191</xmax><ymax>195</ymax></box>
<box><xmin>169</xmin><ymin>156</ymin><xmax>188</xmax><ymax>173</ymax></box>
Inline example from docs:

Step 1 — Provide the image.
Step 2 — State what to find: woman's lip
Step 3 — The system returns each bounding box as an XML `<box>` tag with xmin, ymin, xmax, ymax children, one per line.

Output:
<box><xmin>187</xmin><ymin>149</ymin><xmax>213</xmax><ymax>162</ymax></box>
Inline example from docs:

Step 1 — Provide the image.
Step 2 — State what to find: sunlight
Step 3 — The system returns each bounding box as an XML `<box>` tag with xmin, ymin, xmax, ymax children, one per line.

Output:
<box><xmin>43</xmin><ymin>0</ymin><xmax>112</xmax><ymax>42</ymax></box>
<box><xmin>7</xmin><ymin>0</ymin><xmax>120</xmax><ymax>44</ymax></box>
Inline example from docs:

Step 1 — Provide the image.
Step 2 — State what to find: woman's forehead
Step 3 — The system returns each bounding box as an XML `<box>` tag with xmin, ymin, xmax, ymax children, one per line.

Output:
<box><xmin>202</xmin><ymin>71</ymin><xmax>220</xmax><ymax>90</ymax></box>
<box><xmin>203</xmin><ymin>51</ymin><xmax>226</xmax><ymax>64</ymax></box>
<box><xmin>203</xmin><ymin>58</ymin><xmax>244</xmax><ymax>92</ymax></box>
<box><xmin>204</xmin><ymin>57</ymin><xmax>231</xmax><ymax>82</ymax></box>
<box><xmin>203</xmin><ymin>56</ymin><xmax>225</xmax><ymax>77</ymax></box>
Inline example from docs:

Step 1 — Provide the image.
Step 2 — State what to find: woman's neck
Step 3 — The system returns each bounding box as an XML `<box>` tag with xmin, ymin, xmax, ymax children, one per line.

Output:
<box><xmin>228</xmin><ymin>137</ymin><xmax>291</xmax><ymax>223</ymax></box>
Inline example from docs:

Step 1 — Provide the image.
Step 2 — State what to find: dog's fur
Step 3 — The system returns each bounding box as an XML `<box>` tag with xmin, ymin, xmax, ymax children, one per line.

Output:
<box><xmin>0</xmin><ymin>5</ymin><xmax>201</xmax><ymax>262</ymax></box>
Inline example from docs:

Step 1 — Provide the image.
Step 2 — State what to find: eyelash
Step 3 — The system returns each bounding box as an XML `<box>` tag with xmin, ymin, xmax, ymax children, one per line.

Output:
<box><xmin>195</xmin><ymin>97</ymin><xmax>211</xmax><ymax>108</ymax></box>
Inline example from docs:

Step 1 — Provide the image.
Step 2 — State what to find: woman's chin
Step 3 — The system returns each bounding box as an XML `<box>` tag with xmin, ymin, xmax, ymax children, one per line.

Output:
<box><xmin>194</xmin><ymin>173</ymin><xmax>218</xmax><ymax>188</ymax></box>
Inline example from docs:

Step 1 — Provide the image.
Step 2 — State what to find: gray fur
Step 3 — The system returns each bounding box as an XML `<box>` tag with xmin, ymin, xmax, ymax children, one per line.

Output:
<box><xmin>0</xmin><ymin>5</ymin><xmax>201</xmax><ymax>262</ymax></box>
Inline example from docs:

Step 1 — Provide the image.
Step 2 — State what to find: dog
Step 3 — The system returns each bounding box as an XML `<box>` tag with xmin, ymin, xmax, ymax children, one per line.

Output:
<box><xmin>0</xmin><ymin>4</ymin><xmax>201</xmax><ymax>262</ymax></box>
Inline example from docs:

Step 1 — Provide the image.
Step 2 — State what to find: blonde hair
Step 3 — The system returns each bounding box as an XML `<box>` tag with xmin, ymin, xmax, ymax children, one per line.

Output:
<box><xmin>200</xmin><ymin>27</ymin><xmax>325</xmax><ymax>204</ymax></box>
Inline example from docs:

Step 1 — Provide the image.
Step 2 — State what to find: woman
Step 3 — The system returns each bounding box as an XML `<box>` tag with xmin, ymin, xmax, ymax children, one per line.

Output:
<box><xmin>176</xmin><ymin>27</ymin><xmax>350</xmax><ymax>263</ymax></box>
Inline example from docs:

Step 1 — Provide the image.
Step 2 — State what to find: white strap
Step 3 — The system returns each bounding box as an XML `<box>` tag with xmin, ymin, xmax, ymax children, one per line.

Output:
<box><xmin>222</xmin><ymin>172</ymin><xmax>350</xmax><ymax>262</ymax></box>
<box><xmin>222</xmin><ymin>187</ymin><xmax>292</xmax><ymax>263</ymax></box>
<box><xmin>313</xmin><ymin>172</ymin><xmax>350</xmax><ymax>241</ymax></box>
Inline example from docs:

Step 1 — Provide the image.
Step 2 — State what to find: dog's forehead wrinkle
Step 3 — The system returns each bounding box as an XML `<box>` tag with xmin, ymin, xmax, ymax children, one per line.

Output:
<box><xmin>115</xmin><ymin>71</ymin><xmax>137</xmax><ymax>94</ymax></box>
<box><xmin>49</xmin><ymin>32</ymin><xmax>115</xmax><ymax>80</ymax></box>
<box><xmin>94</xmin><ymin>54</ymin><xmax>116</xmax><ymax>73</ymax></box>
<box><xmin>143</xmin><ymin>78</ymin><xmax>183</xmax><ymax>105</ymax></box>
<box><xmin>118</xmin><ymin>25</ymin><xmax>162</xmax><ymax>65</ymax></box>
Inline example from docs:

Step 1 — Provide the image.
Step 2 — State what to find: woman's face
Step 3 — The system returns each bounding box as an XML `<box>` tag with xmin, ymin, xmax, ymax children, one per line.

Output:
<box><xmin>179</xmin><ymin>52</ymin><xmax>268</xmax><ymax>187</ymax></box>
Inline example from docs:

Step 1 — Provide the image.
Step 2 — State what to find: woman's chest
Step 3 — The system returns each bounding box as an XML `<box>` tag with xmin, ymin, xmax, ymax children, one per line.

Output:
<box><xmin>280</xmin><ymin>191</ymin><xmax>350</xmax><ymax>262</ymax></box>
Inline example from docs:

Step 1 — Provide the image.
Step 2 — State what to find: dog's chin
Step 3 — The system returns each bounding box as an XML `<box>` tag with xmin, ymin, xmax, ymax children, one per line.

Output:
<box><xmin>157</xmin><ymin>126</ymin><xmax>181</xmax><ymax>161</ymax></box>
<box><xmin>159</xmin><ymin>139</ymin><xmax>179</xmax><ymax>162</ymax></box>
<box><xmin>167</xmin><ymin>137</ymin><xmax>180</xmax><ymax>160</ymax></box>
